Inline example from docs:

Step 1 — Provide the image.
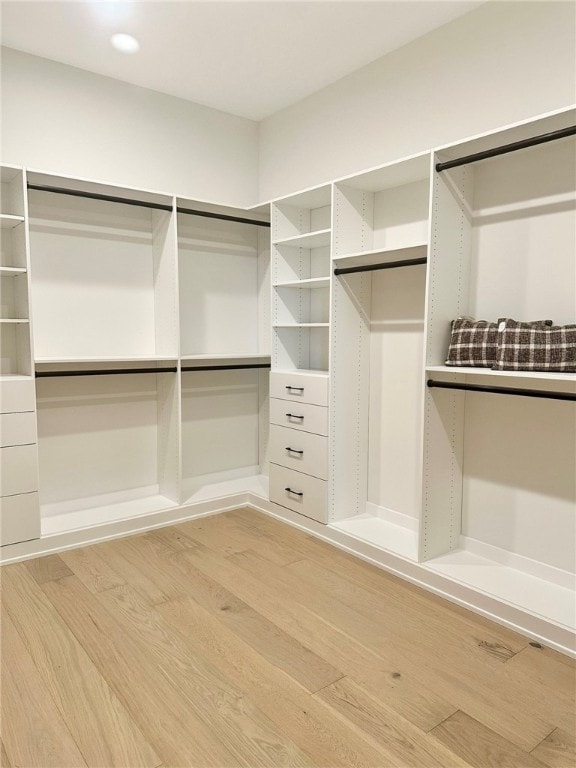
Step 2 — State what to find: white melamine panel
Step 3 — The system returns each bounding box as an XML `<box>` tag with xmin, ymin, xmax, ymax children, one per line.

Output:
<box><xmin>0</xmin><ymin>411</ymin><xmax>36</xmax><ymax>447</ymax></box>
<box><xmin>461</xmin><ymin>393</ymin><xmax>576</xmax><ymax>574</ymax></box>
<box><xmin>367</xmin><ymin>264</ymin><xmax>426</xmax><ymax>520</ymax></box>
<box><xmin>272</xmin><ymin>200</ymin><xmax>331</xmax><ymax>242</ymax></box>
<box><xmin>0</xmin><ymin>224</ymin><xmax>27</xmax><ymax>269</ymax></box>
<box><xmin>36</xmin><ymin>374</ymin><xmax>162</xmax><ymax>509</ymax></box>
<box><xmin>269</xmin><ymin>463</ymin><xmax>327</xmax><ymax>523</ymax></box>
<box><xmin>181</xmin><ymin>369</ymin><xmax>261</xmax><ymax>496</ymax></box>
<box><xmin>0</xmin><ymin>323</ymin><xmax>32</xmax><ymax>376</ymax></box>
<box><xmin>269</xmin><ymin>370</ymin><xmax>328</xmax><ymax>406</ymax></box>
<box><xmin>156</xmin><ymin>371</ymin><xmax>181</xmax><ymax>504</ymax></box>
<box><xmin>178</xmin><ymin>214</ymin><xmax>261</xmax><ymax>356</ymax></box>
<box><xmin>28</xmin><ymin>191</ymin><xmax>161</xmax><ymax>359</ymax></box>
<box><xmin>0</xmin><ymin>377</ymin><xmax>35</xmax><ymax>413</ymax></box>
<box><xmin>152</xmin><ymin>206</ymin><xmax>179</xmax><ymax>358</ymax></box>
<box><xmin>0</xmin><ymin>168</ymin><xmax>24</xmax><ymax>217</ymax></box>
<box><xmin>0</xmin><ymin>443</ymin><xmax>38</xmax><ymax>496</ymax></box>
<box><xmin>269</xmin><ymin>424</ymin><xmax>327</xmax><ymax>480</ymax></box>
<box><xmin>372</xmin><ymin>179</ymin><xmax>430</xmax><ymax>251</ymax></box>
<box><xmin>269</xmin><ymin>397</ymin><xmax>328</xmax><ymax>436</ymax></box>
<box><xmin>0</xmin><ymin>491</ymin><xmax>40</xmax><ymax>546</ymax></box>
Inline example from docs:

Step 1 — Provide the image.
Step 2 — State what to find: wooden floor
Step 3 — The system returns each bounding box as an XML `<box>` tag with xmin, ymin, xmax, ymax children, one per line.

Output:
<box><xmin>1</xmin><ymin>508</ymin><xmax>575</xmax><ymax>768</ymax></box>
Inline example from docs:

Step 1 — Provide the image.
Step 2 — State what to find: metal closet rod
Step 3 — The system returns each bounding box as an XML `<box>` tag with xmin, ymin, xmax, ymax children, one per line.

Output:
<box><xmin>334</xmin><ymin>256</ymin><xmax>427</xmax><ymax>276</ymax></box>
<box><xmin>427</xmin><ymin>379</ymin><xmax>576</xmax><ymax>402</ymax></box>
<box><xmin>435</xmin><ymin>125</ymin><xmax>576</xmax><ymax>172</ymax></box>
<box><xmin>36</xmin><ymin>367</ymin><xmax>177</xmax><ymax>378</ymax></box>
<box><xmin>181</xmin><ymin>363</ymin><xmax>270</xmax><ymax>372</ymax></box>
<box><xmin>27</xmin><ymin>184</ymin><xmax>270</xmax><ymax>227</ymax></box>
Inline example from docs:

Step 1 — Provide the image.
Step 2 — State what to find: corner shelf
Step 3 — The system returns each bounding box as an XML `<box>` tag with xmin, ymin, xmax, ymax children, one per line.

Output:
<box><xmin>426</xmin><ymin>365</ymin><xmax>576</xmax><ymax>388</ymax></box>
<box><xmin>273</xmin><ymin>277</ymin><xmax>330</xmax><ymax>289</ymax></box>
<box><xmin>273</xmin><ymin>323</ymin><xmax>329</xmax><ymax>328</ymax></box>
<box><xmin>333</xmin><ymin>242</ymin><xmax>427</xmax><ymax>268</ymax></box>
<box><xmin>0</xmin><ymin>267</ymin><xmax>27</xmax><ymax>276</ymax></box>
<box><xmin>272</xmin><ymin>228</ymin><xmax>331</xmax><ymax>249</ymax></box>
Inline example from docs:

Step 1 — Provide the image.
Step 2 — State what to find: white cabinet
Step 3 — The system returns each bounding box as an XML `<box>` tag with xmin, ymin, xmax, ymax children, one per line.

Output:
<box><xmin>269</xmin><ymin>398</ymin><xmax>328</xmax><ymax>436</ymax></box>
<box><xmin>269</xmin><ymin>464</ymin><xmax>327</xmax><ymax>524</ymax></box>
<box><xmin>269</xmin><ymin>424</ymin><xmax>327</xmax><ymax>480</ymax></box>
<box><xmin>0</xmin><ymin>412</ymin><xmax>37</xmax><ymax>447</ymax></box>
<box><xmin>269</xmin><ymin>370</ymin><xmax>328</xmax><ymax>406</ymax></box>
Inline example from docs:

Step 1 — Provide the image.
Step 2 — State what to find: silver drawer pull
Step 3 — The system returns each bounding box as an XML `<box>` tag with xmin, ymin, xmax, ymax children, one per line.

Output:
<box><xmin>285</xmin><ymin>447</ymin><xmax>304</xmax><ymax>455</ymax></box>
<box><xmin>285</xmin><ymin>487</ymin><xmax>303</xmax><ymax>497</ymax></box>
<box><xmin>286</xmin><ymin>386</ymin><xmax>304</xmax><ymax>393</ymax></box>
<box><xmin>286</xmin><ymin>413</ymin><xmax>304</xmax><ymax>421</ymax></box>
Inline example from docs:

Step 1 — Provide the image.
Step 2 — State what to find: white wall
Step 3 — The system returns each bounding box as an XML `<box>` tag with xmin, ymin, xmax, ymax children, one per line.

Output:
<box><xmin>258</xmin><ymin>2</ymin><xmax>576</xmax><ymax>201</ymax></box>
<box><xmin>0</xmin><ymin>47</ymin><xmax>259</xmax><ymax>207</ymax></box>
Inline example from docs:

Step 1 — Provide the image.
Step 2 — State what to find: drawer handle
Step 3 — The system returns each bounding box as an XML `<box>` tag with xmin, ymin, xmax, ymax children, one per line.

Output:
<box><xmin>285</xmin><ymin>447</ymin><xmax>304</xmax><ymax>455</ymax></box>
<box><xmin>286</xmin><ymin>413</ymin><xmax>304</xmax><ymax>421</ymax></box>
<box><xmin>285</xmin><ymin>487</ymin><xmax>303</xmax><ymax>497</ymax></box>
<box><xmin>286</xmin><ymin>386</ymin><xmax>304</xmax><ymax>393</ymax></box>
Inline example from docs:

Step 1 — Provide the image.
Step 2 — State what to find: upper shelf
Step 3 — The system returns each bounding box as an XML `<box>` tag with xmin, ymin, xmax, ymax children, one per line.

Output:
<box><xmin>0</xmin><ymin>267</ymin><xmax>26</xmax><ymax>277</ymax></box>
<box><xmin>426</xmin><ymin>365</ymin><xmax>576</xmax><ymax>393</ymax></box>
<box><xmin>333</xmin><ymin>243</ymin><xmax>428</xmax><ymax>269</ymax></box>
<box><xmin>0</xmin><ymin>214</ymin><xmax>25</xmax><ymax>229</ymax></box>
<box><xmin>272</xmin><ymin>228</ymin><xmax>331</xmax><ymax>249</ymax></box>
<box><xmin>273</xmin><ymin>277</ymin><xmax>330</xmax><ymax>289</ymax></box>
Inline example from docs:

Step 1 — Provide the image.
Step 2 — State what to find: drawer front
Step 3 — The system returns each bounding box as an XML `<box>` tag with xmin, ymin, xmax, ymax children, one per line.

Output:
<box><xmin>0</xmin><ymin>412</ymin><xmax>37</xmax><ymax>448</ymax></box>
<box><xmin>0</xmin><ymin>444</ymin><xmax>39</xmax><ymax>497</ymax></box>
<box><xmin>0</xmin><ymin>379</ymin><xmax>35</xmax><ymax>414</ymax></box>
<box><xmin>270</xmin><ymin>372</ymin><xmax>328</xmax><ymax>407</ymax></box>
<box><xmin>269</xmin><ymin>424</ymin><xmax>327</xmax><ymax>480</ymax></box>
<box><xmin>269</xmin><ymin>398</ymin><xmax>328</xmax><ymax>436</ymax></box>
<box><xmin>269</xmin><ymin>463</ymin><xmax>327</xmax><ymax>524</ymax></box>
<box><xmin>0</xmin><ymin>492</ymin><xmax>40</xmax><ymax>546</ymax></box>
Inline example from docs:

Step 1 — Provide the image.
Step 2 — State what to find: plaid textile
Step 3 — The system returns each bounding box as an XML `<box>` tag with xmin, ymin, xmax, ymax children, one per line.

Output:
<box><xmin>494</xmin><ymin>319</ymin><xmax>576</xmax><ymax>372</ymax></box>
<box><xmin>445</xmin><ymin>317</ymin><xmax>498</xmax><ymax>367</ymax></box>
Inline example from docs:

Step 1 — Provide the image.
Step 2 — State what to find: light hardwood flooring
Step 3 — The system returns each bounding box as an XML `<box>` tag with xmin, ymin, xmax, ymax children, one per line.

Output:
<box><xmin>1</xmin><ymin>507</ymin><xmax>575</xmax><ymax>768</ymax></box>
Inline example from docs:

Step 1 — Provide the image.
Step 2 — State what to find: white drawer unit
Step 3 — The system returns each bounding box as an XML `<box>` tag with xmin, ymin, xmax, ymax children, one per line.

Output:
<box><xmin>269</xmin><ymin>424</ymin><xmax>327</xmax><ymax>480</ymax></box>
<box><xmin>270</xmin><ymin>371</ymin><xmax>328</xmax><ymax>407</ymax></box>
<box><xmin>269</xmin><ymin>463</ymin><xmax>327</xmax><ymax>523</ymax></box>
<box><xmin>0</xmin><ymin>444</ymin><xmax>39</xmax><ymax>497</ymax></box>
<box><xmin>0</xmin><ymin>378</ymin><xmax>35</xmax><ymax>414</ymax></box>
<box><xmin>0</xmin><ymin>492</ymin><xmax>40</xmax><ymax>546</ymax></box>
<box><xmin>0</xmin><ymin>411</ymin><xmax>37</xmax><ymax>447</ymax></box>
<box><xmin>269</xmin><ymin>397</ymin><xmax>328</xmax><ymax>436</ymax></box>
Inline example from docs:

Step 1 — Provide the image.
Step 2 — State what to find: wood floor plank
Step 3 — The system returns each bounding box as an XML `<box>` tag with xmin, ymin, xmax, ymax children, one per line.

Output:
<box><xmin>1</xmin><ymin>741</ymin><xmax>12</xmax><ymax>768</ymax></box>
<box><xmin>40</xmin><ymin>574</ymin><xmax>243</xmax><ymax>768</ymax></box>
<box><xmin>431</xmin><ymin>710</ymin><xmax>548</xmax><ymax>768</ymax></box>
<box><xmin>112</xmin><ymin>530</ymin><xmax>344</xmax><ymax>693</ymax></box>
<box><xmin>230</xmin><ymin>548</ymin><xmax>555</xmax><ymax>752</ymax></box>
<box><xmin>0</xmin><ymin>613</ymin><xmax>87</xmax><ymax>768</ymax></box>
<box><xmin>25</xmin><ymin>553</ymin><xmax>73</xmax><ymax>584</ymax></box>
<box><xmin>315</xmin><ymin>676</ymin><xmax>472</xmax><ymax>768</ymax></box>
<box><xmin>1</xmin><ymin>563</ymin><xmax>160</xmax><ymax>768</ymax></box>
<box><xmin>157</xmin><ymin>594</ymin><xmax>398</xmax><ymax>768</ymax></box>
<box><xmin>176</xmin><ymin>542</ymin><xmax>457</xmax><ymax>732</ymax></box>
<box><xmin>96</xmin><ymin>581</ymin><xmax>315</xmax><ymax>768</ymax></box>
<box><xmin>60</xmin><ymin>545</ymin><xmax>126</xmax><ymax>593</ymax></box>
<box><xmin>531</xmin><ymin>728</ymin><xmax>576</xmax><ymax>768</ymax></box>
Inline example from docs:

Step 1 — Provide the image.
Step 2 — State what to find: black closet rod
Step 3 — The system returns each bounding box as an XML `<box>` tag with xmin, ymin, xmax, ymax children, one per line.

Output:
<box><xmin>334</xmin><ymin>256</ymin><xmax>427</xmax><ymax>276</ymax></box>
<box><xmin>27</xmin><ymin>184</ymin><xmax>173</xmax><ymax>212</ymax></box>
<box><xmin>176</xmin><ymin>207</ymin><xmax>270</xmax><ymax>228</ymax></box>
<box><xmin>36</xmin><ymin>367</ymin><xmax>178</xmax><ymax>378</ymax></box>
<box><xmin>181</xmin><ymin>363</ymin><xmax>271</xmax><ymax>372</ymax></box>
<box><xmin>435</xmin><ymin>125</ymin><xmax>576</xmax><ymax>172</ymax></box>
<box><xmin>427</xmin><ymin>379</ymin><xmax>576</xmax><ymax>402</ymax></box>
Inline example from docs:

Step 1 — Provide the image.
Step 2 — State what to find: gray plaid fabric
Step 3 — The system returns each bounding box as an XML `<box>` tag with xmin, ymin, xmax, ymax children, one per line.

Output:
<box><xmin>445</xmin><ymin>317</ymin><xmax>497</xmax><ymax>367</ymax></box>
<box><xmin>494</xmin><ymin>319</ymin><xmax>576</xmax><ymax>372</ymax></box>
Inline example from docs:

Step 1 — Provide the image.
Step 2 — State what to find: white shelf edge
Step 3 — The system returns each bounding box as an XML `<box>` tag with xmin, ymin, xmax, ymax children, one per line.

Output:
<box><xmin>180</xmin><ymin>353</ymin><xmax>270</xmax><ymax>361</ymax></box>
<box><xmin>0</xmin><ymin>318</ymin><xmax>29</xmax><ymax>324</ymax></box>
<box><xmin>271</xmin><ymin>367</ymin><xmax>329</xmax><ymax>377</ymax></box>
<box><xmin>35</xmin><ymin>355</ymin><xmax>179</xmax><ymax>364</ymax></box>
<box><xmin>0</xmin><ymin>267</ymin><xmax>27</xmax><ymax>275</ymax></box>
<box><xmin>426</xmin><ymin>365</ymin><xmax>576</xmax><ymax>384</ymax></box>
<box><xmin>0</xmin><ymin>214</ymin><xmax>25</xmax><ymax>229</ymax></box>
<box><xmin>273</xmin><ymin>277</ymin><xmax>330</xmax><ymax>289</ymax></box>
<box><xmin>333</xmin><ymin>242</ymin><xmax>428</xmax><ymax>263</ymax></box>
<box><xmin>273</xmin><ymin>323</ymin><xmax>329</xmax><ymax>328</ymax></box>
<box><xmin>272</xmin><ymin>228</ymin><xmax>331</xmax><ymax>248</ymax></box>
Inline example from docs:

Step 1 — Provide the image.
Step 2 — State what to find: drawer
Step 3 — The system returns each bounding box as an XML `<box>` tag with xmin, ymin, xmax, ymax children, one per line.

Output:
<box><xmin>0</xmin><ymin>411</ymin><xmax>37</xmax><ymax>448</ymax></box>
<box><xmin>270</xmin><ymin>371</ymin><xmax>328</xmax><ymax>406</ymax></box>
<box><xmin>0</xmin><ymin>378</ymin><xmax>35</xmax><ymax>414</ymax></box>
<box><xmin>0</xmin><ymin>444</ymin><xmax>39</xmax><ymax>497</ymax></box>
<box><xmin>269</xmin><ymin>424</ymin><xmax>327</xmax><ymax>480</ymax></box>
<box><xmin>270</xmin><ymin>398</ymin><xmax>328</xmax><ymax>436</ymax></box>
<box><xmin>269</xmin><ymin>463</ymin><xmax>327</xmax><ymax>524</ymax></box>
<box><xmin>0</xmin><ymin>492</ymin><xmax>40</xmax><ymax>546</ymax></box>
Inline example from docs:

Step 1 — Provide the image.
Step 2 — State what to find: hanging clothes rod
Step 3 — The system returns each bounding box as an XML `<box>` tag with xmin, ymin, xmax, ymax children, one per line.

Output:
<box><xmin>177</xmin><ymin>207</ymin><xmax>270</xmax><ymax>228</ymax></box>
<box><xmin>27</xmin><ymin>184</ymin><xmax>172</xmax><ymax>212</ymax></box>
<box><xmin>181</xmin><ymin>363</ymin><xmax>271</xmax><ymax>372</ymax></box>
<box><xmin>427</xmin><ymin>379</ymin><xmax>576</xmax><ymax>402</ymax></box>
<box><xmin>36</xmin><ymin>367</ymin><xmax>178</xmax><ymax>378</ymax></box>
<box><xmin>435</xmin><ymin>125</ymin><xmax>576</xmax><ymax>172</ymax></box>
<box><xmin>334</xmin><ymin>256</ymin><xmax>427</xmax><ymax>276</ymax></box>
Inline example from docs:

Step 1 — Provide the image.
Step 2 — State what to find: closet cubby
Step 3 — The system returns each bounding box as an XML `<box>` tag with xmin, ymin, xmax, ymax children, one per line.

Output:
<box><xmin>28</xmin><ymin>176</ymin><xmax>178</xmax><ymax>363</ymax></box>
<box><xmin>329</xmin><ymin>154</ymin><xmax>431</xmax><ymax>560</ymax></box>
<box><xmin>421</xmin><ymin>109</ymin><xmax>576</xmax><ymax>635</ymax></box>
<box><xmin>272</xmin><ymin>185</ymin><xmax>332</xmax><ymax>373</ymax></box>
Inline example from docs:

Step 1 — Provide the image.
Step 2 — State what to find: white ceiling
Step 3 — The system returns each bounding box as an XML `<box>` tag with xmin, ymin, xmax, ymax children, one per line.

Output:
<box><xmin>0</xmin><ymin>1</ymin><xmax>484</xmax><ymax>121</ymax></box>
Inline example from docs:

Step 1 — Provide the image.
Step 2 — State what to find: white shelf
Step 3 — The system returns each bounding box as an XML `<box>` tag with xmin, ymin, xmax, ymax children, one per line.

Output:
<box><xmin>0</xmin><ymin>318</ymin><xmax>29</xmax><ymax>324</ymax></box>
<box><xmin>274</xmin><ymin>277</ymin><xmax>330</xmax><ymax>289</ymax></box>
<box><xmin>274</xmin><ymin>323</ymin><xmax>329</xmax><ymax>329</ymax></box>
<box><xmin>272</xmin><ymin>367</ymin><xmax>329</xmax><ymax>378</ymax></box>
<box><xmin>0</xmin><ymin>267</ymin><xmax>26</xmax><ymax>277</ymax></box>
<box><xmin>0</xmin><ymin>214</ymin><xmax>24</xmax><ymax>229</ymax></box>
<box><xmin>180</xmin><ymin>353</ymin><xmax>270</xmax><ymax>362</ymax></box>
<box><xmin>35</xmin><ymin>355</ymin><xmax>178</xmax><ymax>364</ymax></box>
<box><xmin>0</xmin><ymin>374</ymin><xmax>33</xmax><ymax>381</ymax></box>
<box><xmin>330</xmin><ymin>514</ymin><xmax>419</xmax><ymax>562</ymax></box>
<box><xmin>334</xmin><ymin>243</ymin><xmax>427</xmax><ymax>267</ymax></box>
<box><xmin>273</xmin><ymin>228</ymin><xmax>331</xmax><ymax>249</ymax></box>
<box><xmin>426</xmin><ymin>365</ymin><xmax>576</xmax><ymax>386</ymax></box>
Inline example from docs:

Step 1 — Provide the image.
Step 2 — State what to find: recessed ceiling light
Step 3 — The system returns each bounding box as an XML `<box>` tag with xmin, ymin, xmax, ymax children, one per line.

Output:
<box><xmin>111</xmin><ymin>33</ymin><xmax>140</xmax><ymax>54</ymax></box>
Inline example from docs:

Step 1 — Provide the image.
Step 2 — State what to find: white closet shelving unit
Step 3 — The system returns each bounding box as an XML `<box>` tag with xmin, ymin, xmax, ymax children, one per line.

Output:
<box><xmin>328</xmin><ymin>152</ymin><xmax>431</xmax><ymax>559</ymax></box>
